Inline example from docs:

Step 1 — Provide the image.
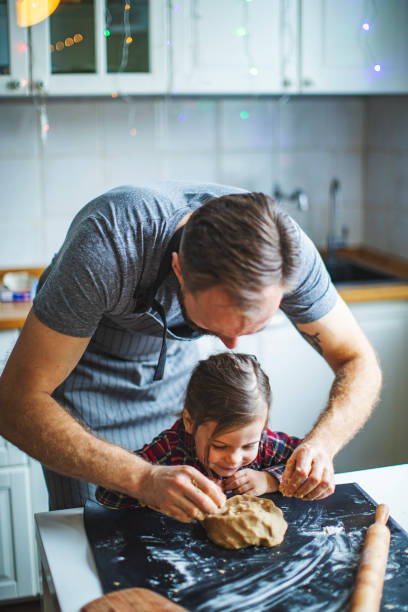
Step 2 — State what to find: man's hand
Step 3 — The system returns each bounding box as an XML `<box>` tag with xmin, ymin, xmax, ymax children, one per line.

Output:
<box><xmin>279</xmin><ymin>442</ymin><xmax>335</xmax><ymax>500</ymax></box>
<box><xmin>137</xmin><ymin>463</ymin><xmax>226</xmax><ymax>523</ymax></box>
<box><xmin>222</xmin><ymin>469</ymin><xmax>279</xmax><ymax>497</ymax></box>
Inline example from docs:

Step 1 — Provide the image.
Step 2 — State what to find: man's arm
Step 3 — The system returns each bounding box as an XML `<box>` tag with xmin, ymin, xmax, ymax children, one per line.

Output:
<box><xmin>280</xmin><ymin>296</ymin><xmax>382</xmax><ymax>500</ymax></box>
<box><xmin>0</xmin><ymin>310</ymin><xmax>225</xmax><ymax>520</ymax></box>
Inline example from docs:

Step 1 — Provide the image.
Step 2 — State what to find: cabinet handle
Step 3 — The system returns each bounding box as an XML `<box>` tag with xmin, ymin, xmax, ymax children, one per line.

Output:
<box><xmin>302</xmin><ymin>78</ymin><xmax>314</xmax><ymax>87</ymax></box>
<box><xmin>6</xmin><ymin>80</ymin><xmax>21</xmax><ymax>90</ymax></box>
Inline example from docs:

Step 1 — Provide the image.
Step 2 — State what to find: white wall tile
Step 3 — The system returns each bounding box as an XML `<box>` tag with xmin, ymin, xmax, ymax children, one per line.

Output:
<box><xmin>99</xmin><ymin>98</ymin><xmax>158</xmax><ymax>156</ymax></box>
<box><xmin>42</xmin><ymin>101</ymin><xmax>101</xmax><ymax>157</ymax></box>
<box><xmin>279</xmin><ymin>98</ymin><xmax>330</xmax><ymax>151</ymax></box>
<box><xmin>43</xmin><ymin>216</ymin><xmax>73</xmax><ymax>262</ymax></box>
<box><xmin>0</xmin><ymin>101</ymin><xmax>39</xmax><ymax>158</ymax></box>
<box><xmin>219</xmin><ymin>99</ymin><xmax>279</xmax><ymax>151</ymax></box>
<box><xmin>0</xmin><ymin>159</ymin><xmax>42</xmax><ymax>219</ymax></box>
<box><xmin>0</xmin><ymin>217</ymin><xmax>44</xmax><ymax>267</ymax></box>
<box><xmin>363</xmin><ymin>205</ymin><xmax>392</xmax><ymax>253</ymax></box>
<box><xmin>395</xmin><ymin>153</ymin><xmax>408</xmax><ymax>214</ymax></box>
<box><xmin>157</xmin><ymin>98</ymin><xmax>217</xmax><ymax>151</ymax></box>
<box><xmin>43</xmin><ymin>157</ymin><xmax>104</xmax><ymax>216</ymax></box>
<box><xmin>365</xmin><ymin>96</ymin><xmax>408</xmax><ymax>152</ymax></box>
<box><xmin>389</xmin><ymin>210</ymin><xmax>408</xmax><ymax>260</ymax></box>
<box><xmin>365</xmin><ymin>152</ymin><xmax>398</xmax><ymax>208</ymax></box>
<box><xmin>219</xmin><ymin>152</ymin><xmax>275</xmax><ymax>193</ymax></box>
<box><xmin>327</xmin><ymin>98</ymin><xmax>364</xmax><ymax>151</ymax></box>
<box><xmin>101</xmin><ymin>153</ymin><xmax>165</xmax><ymax>191</ymax></box>
<box><xmin>162</xmin><ymin>152</ymin><xmax>218</xmax><ymax>184</ymax></box>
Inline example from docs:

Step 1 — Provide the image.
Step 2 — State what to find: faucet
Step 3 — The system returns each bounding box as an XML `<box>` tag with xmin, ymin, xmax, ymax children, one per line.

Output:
<box><xmin>273</xmin><ymin>185</ymin><xmax>309</xmax><ymax>211</ymax></box>
<box><xmin>327</xmin><ymin>178</ymin><xmax>349</xmax><ymax>263</ymax></box>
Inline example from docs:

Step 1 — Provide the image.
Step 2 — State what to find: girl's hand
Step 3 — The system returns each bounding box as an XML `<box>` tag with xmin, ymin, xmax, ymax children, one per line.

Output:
<box><xmin>222</xmin><ymin>469</ymin><xmax>279</xmax><ymax>496</ymax></box>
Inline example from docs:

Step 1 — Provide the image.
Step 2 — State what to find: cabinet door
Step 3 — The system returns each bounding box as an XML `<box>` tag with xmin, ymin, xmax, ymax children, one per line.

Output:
<box><xmin>171</xmin><ymin>0</ymin><xmax>299</xmax><ymax>94</ymax></box>
<box><xmin>29</xmin><ymin>0</ymin><xmax>168</xmax><ymax>95</ymax></box>
<box><xmin>0</xmin><ymin>467</ymin><xmax>37</xmax><ymax>600</ymax></box>
<box><xmin>301</xmin><ymin>0</ymin><xmax>408</xmax><ymax>93</ymax></box>
<box><xmin>0</xmin><ymin>437</ymin><xmax>27</xmax><ymax>468</ymax></box>
<box><xmin>335</xmin><ymin>300</ymin><xmax>408</xmax><ymax>472</ymax></box>
<box><xmin>0</xmin><ymin>0</ymin><xmax>29</xmax><ymax>96</ymax></box>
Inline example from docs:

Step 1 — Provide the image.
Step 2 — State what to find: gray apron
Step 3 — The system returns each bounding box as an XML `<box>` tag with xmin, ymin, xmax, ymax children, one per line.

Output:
<box><xmin>43</xmin><ymin>228</ymin><xmax>201</xmax><ymax>510</ymax></box>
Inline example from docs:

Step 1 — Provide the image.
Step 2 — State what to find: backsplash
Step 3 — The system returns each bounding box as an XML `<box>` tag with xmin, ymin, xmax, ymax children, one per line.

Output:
<box><xmin>0</xmin><ymin>95</ymin><xmax>406</xmax><ymax>267</ymax></box>
<box><xmin>364</xmin><ymin>96</ymin><xmax>408</xmax><ymax>260</ymax></box>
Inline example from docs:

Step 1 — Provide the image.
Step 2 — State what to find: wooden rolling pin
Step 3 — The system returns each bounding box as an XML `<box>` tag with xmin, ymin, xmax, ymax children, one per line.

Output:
<box><xmin>349</xmin><ymin>503</ymin><xmax>391</xmax><ymax>612</ymax></box>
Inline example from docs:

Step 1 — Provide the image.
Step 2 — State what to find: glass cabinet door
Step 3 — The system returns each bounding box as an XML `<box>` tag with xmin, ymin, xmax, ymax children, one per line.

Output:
<box><xmin>30</xmin><ymin>0</ymin><xmax>168</xmax><ymax>95</ymax></box>
<box><xmin>0</xmin><ymin>0</ymin><xmax>29</xmax><ymax>96</ymax></box>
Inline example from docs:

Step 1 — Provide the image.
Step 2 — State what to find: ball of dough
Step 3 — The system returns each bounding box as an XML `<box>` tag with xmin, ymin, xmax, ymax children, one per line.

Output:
<box><xmin>201</xmin><ymin>494</ymin><xmax>287</xmax><ymax>550</ymax></box>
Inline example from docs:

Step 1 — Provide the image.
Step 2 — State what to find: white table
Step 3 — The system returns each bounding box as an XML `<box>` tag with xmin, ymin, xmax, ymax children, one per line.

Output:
<box><xmin>35</xmin><ymin>464</ymin><xmax>408</xmax><ymax>612</ymax></box>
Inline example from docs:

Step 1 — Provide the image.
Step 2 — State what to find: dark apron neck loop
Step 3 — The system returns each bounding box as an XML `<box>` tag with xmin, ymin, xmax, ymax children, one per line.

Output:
<box><xmin>134</xmin><ymin>226</ymin><xmax>185</xmax><ymax>381</ymax></box>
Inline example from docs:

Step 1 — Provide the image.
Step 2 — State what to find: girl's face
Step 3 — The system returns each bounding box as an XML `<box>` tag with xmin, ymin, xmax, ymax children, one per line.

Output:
<box><xmin>183</xmin><ymin>408</ymin><xmax>267</xmax><ymax>478</ymax></box>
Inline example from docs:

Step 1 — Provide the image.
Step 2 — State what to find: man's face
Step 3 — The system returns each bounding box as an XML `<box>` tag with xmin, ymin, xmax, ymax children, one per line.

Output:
<box><xmin>177</xmin><ymin>283</ymin><xmax>284</xmax><ymax>349</ymax></box>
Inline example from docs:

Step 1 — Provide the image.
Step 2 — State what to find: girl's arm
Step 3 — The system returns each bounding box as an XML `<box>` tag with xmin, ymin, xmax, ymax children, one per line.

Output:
<box><xmin>257</xmin><ymin>430</ymin><xmax>302</xmax><ymax>484</ymax></box>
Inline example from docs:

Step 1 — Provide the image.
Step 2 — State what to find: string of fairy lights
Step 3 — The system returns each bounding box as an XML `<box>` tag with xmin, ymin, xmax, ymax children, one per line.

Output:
<box><xmin>8</xmin><ymin>0</ymin><xmax>387</xmax><ymax>141</ymax></box>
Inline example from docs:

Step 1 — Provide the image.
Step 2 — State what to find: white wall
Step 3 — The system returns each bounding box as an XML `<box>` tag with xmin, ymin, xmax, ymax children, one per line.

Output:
<box><xmin>364</xmin><ymin>96</ymin><xmax>408</xmax><ymax>259</ymax></box>
<box><xmin>0</xmin><ymin>95</ymin><xmax>366</xmax><ymax>267</ymax></box>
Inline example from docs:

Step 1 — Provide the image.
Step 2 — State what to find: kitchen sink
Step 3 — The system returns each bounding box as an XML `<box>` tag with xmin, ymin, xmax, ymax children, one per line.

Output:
<box><xmin>323</xmin><ymin>257</ymin><xmax>403</xmax><ymax>285</ymax></box>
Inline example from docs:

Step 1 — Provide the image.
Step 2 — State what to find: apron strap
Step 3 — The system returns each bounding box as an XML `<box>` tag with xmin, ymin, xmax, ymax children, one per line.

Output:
<box><xmin>151</xmin><ymin>299</ymin><xmax>167</xmax><ymax>381</ymax></box>
<box><xmin>134</xmin><ymin>227</ymin><xmax>185</xmax><ymax>381</ymax></box>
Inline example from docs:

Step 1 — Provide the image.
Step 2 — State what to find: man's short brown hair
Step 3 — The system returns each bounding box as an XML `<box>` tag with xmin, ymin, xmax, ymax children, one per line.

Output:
<box><xmin>179</xmin><ymin>192</ymin><xmax>301</xmax><ymax>312</ymax></box>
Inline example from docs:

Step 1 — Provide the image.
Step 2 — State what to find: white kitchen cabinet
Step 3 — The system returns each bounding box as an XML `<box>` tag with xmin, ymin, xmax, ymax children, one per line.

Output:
<box><xmin>30</xmin><ymin>0</ymin><xmax>168</xmax><ymax>96</ymax></box>
<box><xmin>300</xmin><ymin>0</ymin><xmax>408</xmax><ymax>94</ymax></box>
<box><xmin>198</xmin><ymin>299</ymin><xmax>408</xmax><ymax>473</ymax></box>
<box><xmin>0</xmin><ymin>329</ymin><xmax>49</xmax><ymax>604</ymax></box>
<box><xmin>0</xmin><ymin>467</ymin><xmax>38</xmax><ymax>600</ymax></box>
<box><xmin>170</xmin><ymin>0</ymin><xmax>298</xmax><ymax>94</ymax></box>
<box><xmin>1</xmin><ymin>0</ymin><xmax>168</xmax><ymax>97</ymax></box>
<box><xmin>0</xmin><ymin>0</ymin><xmax>30</xmax><ymax>96</ymax></box>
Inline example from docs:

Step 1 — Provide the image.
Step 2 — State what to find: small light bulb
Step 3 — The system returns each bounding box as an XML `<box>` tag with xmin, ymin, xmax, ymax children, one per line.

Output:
<box><xmin>362</xmin><ymin>22</ymin><xmax>371</xmax><ymax>31</ymax></box>
<box><xmin>240</xmin><ymin>110</ymin><xmax>249</xmax><ymax>120</ymax></box>
<box><xmin>42</xmin><ymin>124</ymin><xmax>50</xmax><ymax>132</ymax></box>
<box><xmin>126</xmin><ymin>36</ymin><xmax>133</xmax><ymax>44</ymax></box>
<box><xmin>249</xmin><ymin>66</ymin><xmax>258</xmax><ymax>76</ymax></box>
<box><xmin>104</xmin><ymin>29</ymin><xmax>111</xmax><ymax>37</ymax></box>
<box><xmin>236</xmin><ymin>28</ymin><xmax>246</xmax><ymax>37</ymax></box>
<box><xmin>125</xmin><ymin>3</ymin><xmax>130</xmax><ymax>9</ymax></box>
<box><xmin>374</xmin><ymin>64</ymin><xmax>381</xmax><ymax>72</ymax></box>
<box><xmin>112</xmin><ymin>92</ymin><xmax>118</xmax><ymax>98</ymax></box>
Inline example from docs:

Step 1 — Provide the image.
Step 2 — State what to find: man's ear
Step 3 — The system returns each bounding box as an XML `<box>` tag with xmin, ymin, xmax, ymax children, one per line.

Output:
<box><xmin>182</xmin><ymin>408</ymin><xmax>194</xmax><ymax>434</ymax></box>
<box><xmin>172</xmin><ymin>252</ymin><xmax>183</xmax><ymax>284</ymax></box>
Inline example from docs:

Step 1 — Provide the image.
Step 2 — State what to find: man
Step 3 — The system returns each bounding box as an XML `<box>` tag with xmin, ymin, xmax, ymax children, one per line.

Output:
<box><xmin>0</xmin><ymin>181</ymin><xmax>381</xmax><ymax>520</ymax></box>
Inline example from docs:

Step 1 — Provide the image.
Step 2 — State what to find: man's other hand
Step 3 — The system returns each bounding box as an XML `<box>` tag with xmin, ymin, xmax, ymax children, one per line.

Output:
<box><xmin>279</xmin><ymin>442</ymin><xmax>335</xmax><ymax>500</ymax></box>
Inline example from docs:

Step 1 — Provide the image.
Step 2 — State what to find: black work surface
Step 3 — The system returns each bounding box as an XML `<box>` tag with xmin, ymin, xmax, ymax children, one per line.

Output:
<box><xmin>84</xmin><ymin>484</ymin><xmax>408</xmax><ymax>611</ymax></box>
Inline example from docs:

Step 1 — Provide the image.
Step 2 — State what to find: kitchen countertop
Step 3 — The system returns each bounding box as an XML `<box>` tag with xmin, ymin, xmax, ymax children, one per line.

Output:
<box><xmin>35</xmin><ymin>463</ymin><xmax>408</xmax><ymax>612</ymax></box>
<box><xmin>1</xmin><ymin>248</ymin><xmax>408</xmax><ymax>331</ymax></box>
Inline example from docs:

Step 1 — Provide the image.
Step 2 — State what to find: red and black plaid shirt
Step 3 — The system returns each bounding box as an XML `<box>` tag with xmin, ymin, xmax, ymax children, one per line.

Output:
<box><xmin>96</xmin><ymin>419</ymin><xmax>301</xmax><ymax>509</ymax></box>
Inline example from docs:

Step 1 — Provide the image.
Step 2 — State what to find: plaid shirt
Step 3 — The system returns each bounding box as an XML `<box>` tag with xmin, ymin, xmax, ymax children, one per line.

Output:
<box><xmin>96</xmin><ymin>419</ymin><xmax>301</xmax><ymax>509</ymax></box>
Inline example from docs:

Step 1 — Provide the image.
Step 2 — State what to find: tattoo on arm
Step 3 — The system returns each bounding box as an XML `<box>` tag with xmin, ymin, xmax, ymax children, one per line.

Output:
<box><xmin>298</xmin><ymin>329</ymin><xmax>323</xmax><ymax>356</ymax></box>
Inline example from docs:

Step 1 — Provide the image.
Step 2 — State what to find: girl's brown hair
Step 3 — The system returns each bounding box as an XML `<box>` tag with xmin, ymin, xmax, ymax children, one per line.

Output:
<box><xmin>184</xmin><ymin>352</ymin><xmax>271</xmax><ymax>445</ymax></box>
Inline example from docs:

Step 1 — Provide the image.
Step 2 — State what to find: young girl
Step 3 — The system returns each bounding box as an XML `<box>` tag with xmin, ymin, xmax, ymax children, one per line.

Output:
<box><xmin>96</xmin><ymin>352</ymin><xmax>301</xmax><ymax>510</ymax></box>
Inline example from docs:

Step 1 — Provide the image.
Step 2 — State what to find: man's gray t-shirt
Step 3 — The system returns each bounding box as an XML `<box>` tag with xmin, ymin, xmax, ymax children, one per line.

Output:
<box><xmin>34</xmin><ymin>180</ymin><xmax>338</xmax><ymax>341</ymax></box>
<box><xmin>34</xmin><ymin>180</ymin><xmax>339</xmax><ymax>510</ymax></box>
